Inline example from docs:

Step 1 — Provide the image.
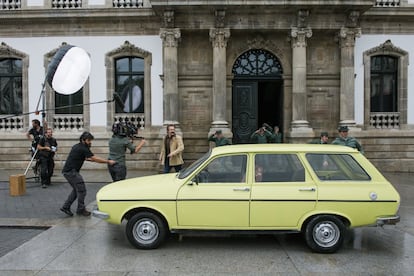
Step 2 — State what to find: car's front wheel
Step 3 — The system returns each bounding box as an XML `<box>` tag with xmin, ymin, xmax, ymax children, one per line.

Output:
<box><xmin>126</xmin><ymin>211</ymin><xmax>167</xmax><ymax>249</ymax></box>
<box><xmin>304</xmin><ymin>215</ymin><xmax>346</xmax><ymax>253</ymax></box>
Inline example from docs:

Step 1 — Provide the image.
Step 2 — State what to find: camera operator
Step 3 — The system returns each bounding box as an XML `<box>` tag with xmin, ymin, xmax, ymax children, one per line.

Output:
<box><xmin>37</xmin><ymin>128</ymin><xmax>57</xmax><ymax>188</ymax></box>
<box><xmin>108</xmin><ymin>122</ymin><xmax>146</xmax><ymax>182</ymax></box>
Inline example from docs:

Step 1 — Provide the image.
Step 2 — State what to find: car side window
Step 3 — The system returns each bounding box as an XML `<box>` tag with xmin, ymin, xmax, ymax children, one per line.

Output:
<box><xmin>197</xmin><ymin>154</ymin><xmax>247</xmax><ymax>183</ymax></box>
<box><xmin>255</xmin><ymin>154</ymin><xmax>305</xmax><ymax>182</ymax></box>
<box><xmin>306</xmin><ymin>153</ymin><xmax>371</xmax><ymax>181</ymax></box>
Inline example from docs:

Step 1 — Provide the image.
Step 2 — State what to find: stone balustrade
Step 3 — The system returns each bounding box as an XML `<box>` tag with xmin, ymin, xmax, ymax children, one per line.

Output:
<box><xmin>0</xmin><ymin>0</ymin><xmax>150</xmax><ymax>10</ymax></box>
<box><xmin>53</xmin><ymin>115</ymin><xmax>85</xmax><ymax>131</ymax></box>
<box><xmin>369</xmin><ymin>112</ymin><xmax>400</xmax><ymax>129</ymax></box>
<box><xmin>0</xmin><ymin>0</ymin><xmax>20</xmax><ymax>10</ymax></box>
<box><xmin>375</xmin><ymin>0</ymin><xmax>400</xmax><ymax>7</ymax></box>
<box><xmin>114</xmin><ymin>113</ymin><xmax>145</xmax><ymax>130</ymax></box>
<box><xmin>0</xmin><ymin>115</ymin><xmax>25</xmax><ymax>131</ymax></box>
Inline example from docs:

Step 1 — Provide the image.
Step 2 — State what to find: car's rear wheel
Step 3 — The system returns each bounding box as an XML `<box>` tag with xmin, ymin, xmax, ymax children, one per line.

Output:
<box><xmin>304</xmin><ymin>215</ymin><xmax>346</xmax><ymax>253</ymax></box>
<box><xmin>126</xmin><ymin>211</ymin><xmax>167</xmax><ymax>249</ymax></box>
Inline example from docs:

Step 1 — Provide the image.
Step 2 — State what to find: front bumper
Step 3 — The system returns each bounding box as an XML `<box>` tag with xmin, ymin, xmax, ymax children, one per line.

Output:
<box><xmin>376</xmin><ymin>215</ymin><xmax>400</xmax><ymax>226</ymax></box>
<box><xmin>92</xmin><ymin>210</ymin><xmax>109</xmax><ymax>220</ymax></box>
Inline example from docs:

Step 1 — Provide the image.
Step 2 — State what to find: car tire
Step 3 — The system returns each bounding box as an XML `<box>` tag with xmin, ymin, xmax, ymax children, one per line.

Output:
<box><xmin>126</xmin><ymin>211</ymin><xmax>167</xmax><ymax>249</ymax></box>
<box><xmin>304</xmin><ymin>215</ymin><xmax>346</xmax><ymax>253</ymax></box>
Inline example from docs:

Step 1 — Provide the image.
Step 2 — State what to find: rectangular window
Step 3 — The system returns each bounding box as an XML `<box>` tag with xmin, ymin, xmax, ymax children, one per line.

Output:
<box><xmin>115</xmin><ymin>57</ymin><xmax>144</xmax><ymax>113</ymax></box>
<box><xmin>370</xmin><ymin>55</ymin><xmax>398</xmax><ymax>112</ymax></box>
<box><xmin>0</xmin><ymin>58</ymin><xmax>22</xmax><ymax>114</ymax></box>
<box><xmin>306</xmin><ymin>153</ymin><xmax>371</xmax><ymax>181</ymax></box>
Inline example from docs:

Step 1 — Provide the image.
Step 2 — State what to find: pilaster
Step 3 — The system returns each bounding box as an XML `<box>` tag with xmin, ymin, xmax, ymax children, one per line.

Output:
<box><xmin>338</xmin><ymin>26</ymin><xmax>361</xmax><ymax>130</ymax></box>
<box><xmin>159</xmin><ymin>27</ymin><xmax>181</xmax><ymax>133</ymax></box>
<box><xmin>289</xmin><ymin>15</ymin><xmax>314</xmax><ymax>137</ymax></box>
<box><xmin>208</xmin><ymin>11</ymin><xmax>232</xmax><ymax>138</ymax></box>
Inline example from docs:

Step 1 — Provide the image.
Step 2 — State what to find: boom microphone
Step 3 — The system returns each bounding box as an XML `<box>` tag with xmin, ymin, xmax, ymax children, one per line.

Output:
<box><xmin>113</xmin><ymin>93</ymin><xmax>125</xmax><ymax>110</ymax></box>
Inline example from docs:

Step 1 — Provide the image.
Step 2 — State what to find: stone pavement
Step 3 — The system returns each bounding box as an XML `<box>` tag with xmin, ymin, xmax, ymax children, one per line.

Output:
<box><xmin>0</xmin><ymin>168</ymin><xmax>157</xmax><ymax>258</ymax></box>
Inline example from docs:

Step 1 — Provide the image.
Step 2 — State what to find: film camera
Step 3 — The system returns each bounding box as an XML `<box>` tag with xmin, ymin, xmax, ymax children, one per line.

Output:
<box><xmin>112</xmin><ymin>121</ymin><xmax>143</xmax><ymax>139</ymax></box>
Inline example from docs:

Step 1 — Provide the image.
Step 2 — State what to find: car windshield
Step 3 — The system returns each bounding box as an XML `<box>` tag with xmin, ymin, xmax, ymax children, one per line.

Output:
<box><xmin>178</xmin><ymin>149</ymin><xmax>212</xmax><ymax>179</ymax></box>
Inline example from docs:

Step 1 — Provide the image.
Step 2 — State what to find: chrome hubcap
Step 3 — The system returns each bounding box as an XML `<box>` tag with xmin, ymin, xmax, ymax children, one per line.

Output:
<box><xmin>133</xmin><ymin>219</ymin><xmax>159</xmax><ymax>245</ymax></box>
<box><xmin>313</xmin><ymin>221</ymin><xmax>340</xmax><ymax>248</ymax></box>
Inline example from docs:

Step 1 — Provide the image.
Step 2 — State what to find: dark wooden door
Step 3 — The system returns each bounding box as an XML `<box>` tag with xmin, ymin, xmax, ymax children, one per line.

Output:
<box><xmin>232</xmin><ymin>81</ymin><xmax>258</xmax><ymax>144</ymax></box>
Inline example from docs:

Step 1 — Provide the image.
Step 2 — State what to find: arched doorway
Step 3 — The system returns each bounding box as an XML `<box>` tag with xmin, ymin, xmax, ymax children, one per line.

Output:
<box><xmin>232</xmin><ymin>49</ymin><xmax>283</xmax><ymax>144</ymax></box>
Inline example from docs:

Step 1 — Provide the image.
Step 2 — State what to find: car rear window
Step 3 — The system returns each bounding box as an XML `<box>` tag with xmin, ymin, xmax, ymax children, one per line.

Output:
<box><xmin>306</xmin><ymin>153</ymin><xmax>371</xmax><ymax>181</ymax></box>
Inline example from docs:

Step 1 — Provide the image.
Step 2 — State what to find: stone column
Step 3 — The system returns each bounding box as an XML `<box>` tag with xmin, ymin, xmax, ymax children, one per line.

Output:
<box><xmin>209</xmin><ymin>28</ymin><xmax>231</xmax><ymax>137</ymax></box>
<box><xmin>159</xmin><ymin>28</ymin><xmax>181</xmax><ymax>131</ymax></box>
<box><xmin>290</xmin><ymin>27</ymin><xmax>313</xmax><ymax>136</ymax></box>
<box><xmin>338</xmin><ymin>27</ymin><xmax>361</xmax><ymax>129</ymax></box>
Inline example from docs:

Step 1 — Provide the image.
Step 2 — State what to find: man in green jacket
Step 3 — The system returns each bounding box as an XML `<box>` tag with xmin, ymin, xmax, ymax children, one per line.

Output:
<box><xmin>208</xmin><ymin>130</ymin><xmax>231</xmax><ymax>147</ymax></box>
<box><xmin>332</xmin><ymin>126</ymin><xmax>364</xmax><ymax>153</ymax></box>
<box><xmin>108</xmin><ymin>122</ymin><xmax>146</xmax><ymax>181</ymax></box>
<box><xmin>250</xmin><ymin>126</ymin><xmax>272</xmax><ymax>144</ymax></box>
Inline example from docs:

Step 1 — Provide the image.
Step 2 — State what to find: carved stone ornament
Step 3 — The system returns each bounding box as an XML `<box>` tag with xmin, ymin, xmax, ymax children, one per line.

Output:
<box><xmin>290</xmin><ymin>27</ymin><xmax>313</xmax><ymax>48</ymax></box>
<box><xmin>106</xmin><ymin>41</ymin><xmax>151</xmax><ymax>58</ymax></box>
<box><xmin>297</xmin><ymin>9</ymin><xmax>310</xmax><ymax>28</ymax></box>
<box><xmin>159</xmin><ymin>28</ymin><xmax>181</xmax><ymax>47</ymax></box>
<box><xmin>338</xmin><ymin>27</ymin><xmax>362</xmax><ymax>48</ymax></box>
<box><xmin>364</xmin><ymin>39</ymin><xmax>408</xmax><ymax>56</ymax></box>
<box><xmin>347</xmin><ymin>11</ymin><xmax>360</xmax><ymax>28</ymax></box>
<box><xmin>163</xmin><ymin>10</ymin><xmax>174</xmax><ymax>28</ymax></box>
<box><xmin>209</xmin><ymin>28</ymin><xmax>230</xmax><ymax>48</ymax></box>
<box><xmin>215</xmin><ymin>10</ymin><xmax>226</xmax><ymax>28</ymax></box>
<box><xmin>0</xmin><ymin>42</ymin><xmax>26</xmax><ymax>58</ymax></box>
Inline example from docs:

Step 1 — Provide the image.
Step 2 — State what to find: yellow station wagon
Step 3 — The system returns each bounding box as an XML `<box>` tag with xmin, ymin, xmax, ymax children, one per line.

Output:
<box><xmin>93</xmin><ymin>144</ymin><xmax>400</xmax><ymax>253</ymax></box>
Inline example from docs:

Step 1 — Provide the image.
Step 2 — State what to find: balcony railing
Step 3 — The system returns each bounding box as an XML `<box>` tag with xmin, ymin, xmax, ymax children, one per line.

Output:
<box><xmin>375</xmin><ymin>0</ymin><xmax>400</xmax><ymax>7</ymax></box>
<box><xmin>0</xmin><ymin>115</ymin><xmax>25</xmax><ymax>131</ymax></box>
<box><xmin>114</xmin><ymin>113</ymin><xmax>145</xmax><ymax>130</ymax></box>
<box><xmin>113</xmin><ymin>0</ymin><xmax>143</xmax><ymax>8</ymax></box>
<box><xmin>369</xmin><ymin>112</ymin><xmax>400</xmax><ymax>129</ymax></box>
<box><xmin>52</xmin><ymin>0</ymin><xmax>82</xmax><ymax>9</ymax></box>
<box><xmin>1</xmin><ymin>0</ymin><xmax>21</xmax><ymax>10</ymax></box>
<box><xmin>53</xmin><ymin>115</ymin><xmax>84</xmax><ymax>131</ymax></box>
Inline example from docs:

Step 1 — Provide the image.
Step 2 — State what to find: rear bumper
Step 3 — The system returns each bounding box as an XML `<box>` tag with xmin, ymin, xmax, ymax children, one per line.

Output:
<box><xmin>376</xmin><ymin>215</ymin><xmax>400</xmax><ymax>226</ymax></box>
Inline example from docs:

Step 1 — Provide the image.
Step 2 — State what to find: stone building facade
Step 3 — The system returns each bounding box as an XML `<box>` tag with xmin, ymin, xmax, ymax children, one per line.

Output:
<box><xmin>1</xmin><ymin>0</ymin><xmax>414</xmax><ymax>172</ymax></box>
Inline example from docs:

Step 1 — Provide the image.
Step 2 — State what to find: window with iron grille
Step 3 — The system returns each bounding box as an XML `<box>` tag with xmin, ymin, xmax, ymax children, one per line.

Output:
<box><xmin>0</xmin><ymin>58</ymin><xmax>22</xmax><ymax>115</ymax></box>
<box><xmin>114</xmin><ymin>57</ymin><xmax>144</xmax><ymax>114</ymax></box>
<box><xmin>370</xmin><ymin>55</ymin><xmax>398</xmax><ymax>112</ymax></box>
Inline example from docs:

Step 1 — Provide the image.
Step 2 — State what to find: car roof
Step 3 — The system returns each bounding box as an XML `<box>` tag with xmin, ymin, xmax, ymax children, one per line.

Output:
<box><xmin>210</xmin><ymin>144</ymin><xmax>358</xmax><ymax>155</ymax></box>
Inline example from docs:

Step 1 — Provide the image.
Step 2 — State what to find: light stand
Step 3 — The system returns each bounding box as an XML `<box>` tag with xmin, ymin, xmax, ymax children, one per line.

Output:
<box><xmin>24</xmin><ymin>78</ymin><xmax>47</xmax><ymax>177</ymax></box>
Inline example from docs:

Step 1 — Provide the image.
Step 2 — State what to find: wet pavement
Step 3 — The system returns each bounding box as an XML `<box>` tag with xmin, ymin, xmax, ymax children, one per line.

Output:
<box><xmin>0</xmin><ymin>169</ymin><xmax>413</xmax><ymax>275</ymax></box>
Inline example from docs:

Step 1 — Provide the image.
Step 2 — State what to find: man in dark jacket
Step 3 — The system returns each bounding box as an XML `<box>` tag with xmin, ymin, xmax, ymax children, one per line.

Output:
<box><xmin>37</xmin><ymin>128</ymin><xmax>58</xmax><ymax>188</ymax></box>
<box><xmin>60</xmin><ymin>132</ymin><xmax>116</xmax><ymax>217</ymax></box>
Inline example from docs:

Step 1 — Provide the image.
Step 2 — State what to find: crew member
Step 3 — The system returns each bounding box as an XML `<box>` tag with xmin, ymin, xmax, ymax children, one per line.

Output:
<box><xmin>60</xmin><ymin>132</ymin><xmax>116</xmax><ymax>217</ymax></box>
<box><xmin>37</xmin><ymin>128</ymin><xmax>58</xmax><ymax>188</ymax></box>
<box><xmin>108</xmin><ymin>122</ymin><xmax>146</xmax><ymax>181</ymax></box>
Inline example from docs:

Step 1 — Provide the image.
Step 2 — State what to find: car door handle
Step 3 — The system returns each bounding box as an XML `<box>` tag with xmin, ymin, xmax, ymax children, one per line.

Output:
<box><xmin>299</xmin><ymin>187</ymin><xmax>316</xmax><ymax>192</ymax></box>
<box><xmin>233</xmin><ymin>187</ymin><xmax>250</xmax><ymax>192</ymax></box>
